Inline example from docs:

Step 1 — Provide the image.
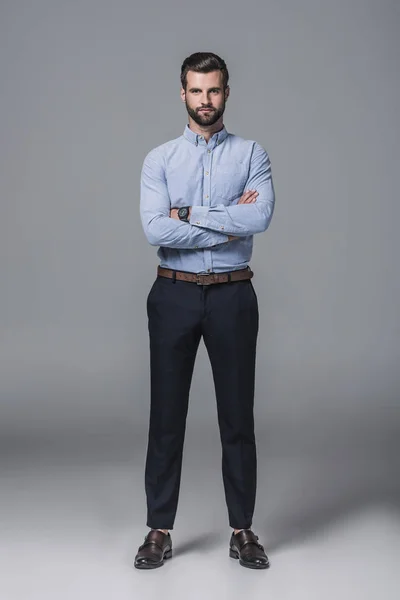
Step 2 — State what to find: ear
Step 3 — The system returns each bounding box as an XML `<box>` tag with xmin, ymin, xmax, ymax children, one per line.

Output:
<box><xmin>225</xmin><ymin>85</ymin><xmax>230</xmax><ymax>100</ymax></box>
<box><xmin>180</xmin><ymin>87</ymin><xmax>186</xmax><ymax>102</ymax></box>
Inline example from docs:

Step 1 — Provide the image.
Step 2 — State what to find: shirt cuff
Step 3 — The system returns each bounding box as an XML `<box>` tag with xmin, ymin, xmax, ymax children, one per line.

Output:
<box><xmin>190</xmin><ymin>205</ymin><xmax>209</xmax><ymax>228</ymax></box>
<box><xmin>190</xmin><ymin>205</ymin><xmax>228</xmax><ymax>234</ymax></box>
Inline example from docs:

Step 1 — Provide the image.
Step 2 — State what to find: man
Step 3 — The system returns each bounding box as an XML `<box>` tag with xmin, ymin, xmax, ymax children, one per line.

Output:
<box><xmin>135</xmin><ymin>52</ymin><xmax>275</xmax><ymax>570</ymax></box>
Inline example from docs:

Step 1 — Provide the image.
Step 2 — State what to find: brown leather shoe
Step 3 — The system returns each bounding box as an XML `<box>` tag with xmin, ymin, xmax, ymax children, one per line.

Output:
<box><xmin>134</xmin><ymin>529</ymin><xmax>173</xmax><ymax>569</ymax></box>
<box><xmin>229</xmin><ymin>529</ymin><xmax>270</xmax><ymax>569</ymax></box>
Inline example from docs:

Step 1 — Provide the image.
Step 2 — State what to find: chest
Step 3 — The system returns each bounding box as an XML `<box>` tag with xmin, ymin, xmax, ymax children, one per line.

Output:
<box><xmin>165</xmin><ymin>151</ymin><xmax>250</xmax><ymax>206</ymax></box>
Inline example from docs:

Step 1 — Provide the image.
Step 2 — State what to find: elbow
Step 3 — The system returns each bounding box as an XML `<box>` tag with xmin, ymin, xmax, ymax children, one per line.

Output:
<box><xmin>142</xmin><ymin>224</ymin><xmax>161</xmax><ymax>246</ymax></box>
<box><xmin>253</xmin><ymin>209</ymin><xmax>273</xmax><ymax>234</ymax></box>
<box><xmin>146</xmin><ymin>231</ymin><xmax>161</xmax><ymax>246</ymax></box>
<box><xmin>260</xmin><ymin>214</ymin><xmax>272</xmax><ymax>233</ymax></box>
<box><xmin>141</xmin><ymin>215</ymin><xmax>163</xmax><ymax>246</ymax></box>
<box><xmin>259</xmin><ymin>202</ymin><xmax>275</xmax><ymax>233</ymax></box>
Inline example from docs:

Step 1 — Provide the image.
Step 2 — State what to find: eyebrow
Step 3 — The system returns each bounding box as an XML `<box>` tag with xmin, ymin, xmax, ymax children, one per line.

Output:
<box><xmin>188</xmin><ymin>86</ymin><xmax>222</xmax><ymax>92</ymax></box>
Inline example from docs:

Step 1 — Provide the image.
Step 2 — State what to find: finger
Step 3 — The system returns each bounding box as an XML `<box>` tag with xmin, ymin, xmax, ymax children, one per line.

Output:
<box><xmin>239</xmin><ymin>191</ymin><xmax>257</xmax><ymax>204</ymax></box>
<box><xmin>245</xmin><ymin>192</ymin><xmax>258</xmax><ymax>203</ymax></box>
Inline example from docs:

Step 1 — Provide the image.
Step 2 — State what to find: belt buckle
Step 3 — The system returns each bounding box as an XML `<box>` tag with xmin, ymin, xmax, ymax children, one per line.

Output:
<box><xmin>196</xmin><ymin>273</ymin><xmax>214</xmax><ymax>285</ymax></box>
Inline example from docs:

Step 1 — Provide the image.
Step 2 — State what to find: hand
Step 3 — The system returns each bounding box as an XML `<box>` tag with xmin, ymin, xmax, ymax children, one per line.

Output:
<box><xmin>170</xmin><ymin>207</ymin><xmax>192</xmax><ymax>220</ymax></box>
<box><xmin>238</xmin><ymin>190</ymin><xmax>258</xmax><ymax>204</ymax></box>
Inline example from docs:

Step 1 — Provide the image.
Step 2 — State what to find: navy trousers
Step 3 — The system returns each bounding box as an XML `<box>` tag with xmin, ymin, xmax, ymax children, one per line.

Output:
<box><xmin>144</xmin><ymin>272</ymin><xmax>259</xmax><ymax>530</ymax></box>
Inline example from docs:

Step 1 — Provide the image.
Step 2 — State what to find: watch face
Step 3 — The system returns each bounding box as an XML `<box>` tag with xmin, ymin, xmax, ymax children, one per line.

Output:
<box><xmin>178</xmin><ymin>207</ymin><xmax>189</xmax><ymax>219</ymax></box>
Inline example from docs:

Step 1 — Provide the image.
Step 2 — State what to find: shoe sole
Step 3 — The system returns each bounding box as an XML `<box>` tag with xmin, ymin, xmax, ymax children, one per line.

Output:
<box><xmin>229</xmin><ymin>548</ymin><xmax>270</xmax><ymax>569</ymax></box>
<box><xmin>134</xmin><ymin>548</ymin><xmax>172</xmax><ymax>569</ymax></box>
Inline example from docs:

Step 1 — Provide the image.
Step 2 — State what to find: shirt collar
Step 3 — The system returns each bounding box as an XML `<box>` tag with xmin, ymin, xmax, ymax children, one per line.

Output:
<box><xmin>183</xmin><ymin>123</ymin><xmax>229</xmax><ymax>147</ymax></box>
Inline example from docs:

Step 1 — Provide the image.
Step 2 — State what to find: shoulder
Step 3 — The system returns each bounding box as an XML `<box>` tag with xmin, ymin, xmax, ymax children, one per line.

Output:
<box><xmin>142</xmin><ymin>135</ymin><xmax>184</xmax><ymax>166</ymax></box>
<box><xmin>228</xmin><ymin>133</ymin><xmax>269</xmax><ymax>156</ymax></box>
<box><xmin>227</xmin><ymin>133</ymin><xmax>271</xmax><ymax>166</ymax></box>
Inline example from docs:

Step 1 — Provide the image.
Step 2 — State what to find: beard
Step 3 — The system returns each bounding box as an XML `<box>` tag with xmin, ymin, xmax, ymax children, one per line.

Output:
<box><xmin>185</xmin><ymin>100</ymin><xmax>225</xmax><ymax>127</ymax></box>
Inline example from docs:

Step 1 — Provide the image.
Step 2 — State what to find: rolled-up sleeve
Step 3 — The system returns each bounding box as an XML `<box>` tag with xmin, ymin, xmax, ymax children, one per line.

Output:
<box><xmin>140</xmin><ymin>150</ymin><xmax>229</xmax><ymax>249</ymax></box>
<box><xmin>190</xmin><ymin>143</ymin><xmax>275</xmax><ymax>236</ymax></box>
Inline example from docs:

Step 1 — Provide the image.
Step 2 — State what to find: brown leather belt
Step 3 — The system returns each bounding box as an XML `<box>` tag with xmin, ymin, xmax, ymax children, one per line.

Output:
<box><xmin>157</xmin><ymin>266</ymin><xmax>253</xmax><ymax>285</ymax></box>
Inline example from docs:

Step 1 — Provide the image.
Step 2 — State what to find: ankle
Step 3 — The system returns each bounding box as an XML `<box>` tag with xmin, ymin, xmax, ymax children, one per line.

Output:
<box><xmin>234</xmin><ymin>528</ymin><xmax>244</xmax><ymax>534</ymax></box>
<box><xmin>154</xmin><ymin>528</ymin><xmax>169</xmax><ymax>534</ymax></box>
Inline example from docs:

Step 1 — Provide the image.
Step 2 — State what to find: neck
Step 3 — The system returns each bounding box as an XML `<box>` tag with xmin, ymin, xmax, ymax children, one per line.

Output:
<box><xmin>187</xmin><ymin>117</ymin><xmax>224</xmax><ymax>142</ymax></box>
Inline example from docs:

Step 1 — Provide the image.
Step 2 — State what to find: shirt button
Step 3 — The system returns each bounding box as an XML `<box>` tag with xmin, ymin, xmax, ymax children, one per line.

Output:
<box><xmin>205</xmin><ymin>195</ymin><xmax>209</xmax><ymax>198</ymax></box>
<box><xmin>196</xmin><ymin>221</ymin><xmax>200</xmax><ymax>224</ymax></box>
<box><xmin>207</xmin><ymin>150</ymin><xmax>211</xmax><ymax>154</ymax></box>
<box><xmin>207</xmin><ymin>269</ymin><xmax>211</xmax><ymax>272</ymax></box>
<box><xmin>221</xmin><ymin>226</ymin><xmax>224</xmax><ymax>230</ymax></box>
<box><xmin>194</xmin><ymin>245</ymin><xmax>198</xmax><ymax>249</ymax></box>
<box><xmin>205</xmin><ymin>171</ymin><xmax>209</xmax><ymax>175</ymax></box>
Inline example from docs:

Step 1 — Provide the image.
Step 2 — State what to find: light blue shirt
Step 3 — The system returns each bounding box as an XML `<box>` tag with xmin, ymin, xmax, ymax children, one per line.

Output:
<box><xmin>140</xmin><ymin>124</ymin><xmax>275</xmax><ymax>274</ymax></box>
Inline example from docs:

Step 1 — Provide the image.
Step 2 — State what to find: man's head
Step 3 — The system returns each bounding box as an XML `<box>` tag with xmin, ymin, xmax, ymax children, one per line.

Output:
<box><xmin>180</xmin><ymin>52</ymin><xmax>230</xmax><ymax>128</ymax></box>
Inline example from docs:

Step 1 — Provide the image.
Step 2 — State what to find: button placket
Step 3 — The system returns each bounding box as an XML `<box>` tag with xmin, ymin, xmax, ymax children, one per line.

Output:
<box><xmin>203</xmin><ymin>144</ymin><xmax>213</xmax><ymax>273</ymax></box>
<box><xmin>204</xmin><ymin>145</ymin><xmax>212</xmax><ymax>208</ymax></box>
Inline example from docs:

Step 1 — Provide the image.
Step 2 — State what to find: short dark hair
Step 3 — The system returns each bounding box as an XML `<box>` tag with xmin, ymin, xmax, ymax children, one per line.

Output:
<box><xmin>180</xmin><ymin>52</ymin><xmax>229</xmax><ymax>91</ymax></box>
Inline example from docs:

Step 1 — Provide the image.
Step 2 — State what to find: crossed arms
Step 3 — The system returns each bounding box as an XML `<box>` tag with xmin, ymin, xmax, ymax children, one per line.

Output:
<box><xmin>139</xmin><ymin>142</ymin><xmax>275</xmax><ymax>249</ymax></box>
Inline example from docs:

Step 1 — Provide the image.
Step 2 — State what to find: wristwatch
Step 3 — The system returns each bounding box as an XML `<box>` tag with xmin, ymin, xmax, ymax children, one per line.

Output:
<box><xmin>177</xmin><ymin>206</ymin><xmax>190</xmax><ymax>222</ymax></box>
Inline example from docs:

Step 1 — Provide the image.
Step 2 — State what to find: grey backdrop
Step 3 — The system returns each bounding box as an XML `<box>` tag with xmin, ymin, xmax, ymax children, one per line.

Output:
<box><xmin>1</xmin><ymin>1</ymin><xmax>399</xmax><ymax>598</ymax></box>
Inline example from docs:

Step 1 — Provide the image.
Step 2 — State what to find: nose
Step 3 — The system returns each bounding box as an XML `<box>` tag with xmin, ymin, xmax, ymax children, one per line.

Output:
<box><xmin>200</xmin><ymin>92</ymin><xmax>212</xmax><ymax>104</ymax></box>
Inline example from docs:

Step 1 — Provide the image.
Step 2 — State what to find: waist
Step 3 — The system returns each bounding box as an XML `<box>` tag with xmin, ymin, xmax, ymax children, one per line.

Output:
<box><xmin>157</xmin><ymin>266</ymin><xmax>253</xmax><ymax>285</ymax></box>
<box><xmin>156</xmin><ymin>238</ymin><xmax>254</xmax><ymax>273</ymax></box>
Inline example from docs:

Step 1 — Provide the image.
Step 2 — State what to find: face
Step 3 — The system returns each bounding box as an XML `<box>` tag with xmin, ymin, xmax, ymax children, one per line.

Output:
<box><xmin>181</xmin><ymin>70</ymin><xmax>229</xmax><ymax>127</ymax></box>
